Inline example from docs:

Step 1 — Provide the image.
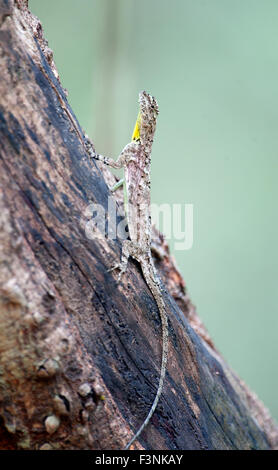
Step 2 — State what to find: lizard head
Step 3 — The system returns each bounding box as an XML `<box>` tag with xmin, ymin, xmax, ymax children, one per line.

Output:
<box><xmin>132</xmin><ymin>91</ymin><xmax>159</xmax><ymax>142</ymax></box>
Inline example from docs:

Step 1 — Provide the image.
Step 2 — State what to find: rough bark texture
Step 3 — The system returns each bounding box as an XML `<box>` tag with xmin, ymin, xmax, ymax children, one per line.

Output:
<box><xmin>0</xmin><ymin>0</ymin><xmax>277</xmax><ymax>450</ymax></box>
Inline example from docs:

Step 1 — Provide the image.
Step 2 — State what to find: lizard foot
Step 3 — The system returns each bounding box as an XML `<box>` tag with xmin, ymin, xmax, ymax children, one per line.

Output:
<box><xmin>107</xmin><ymin>263</ymin><xmax>126</xmax><ymax>282</ymax></box>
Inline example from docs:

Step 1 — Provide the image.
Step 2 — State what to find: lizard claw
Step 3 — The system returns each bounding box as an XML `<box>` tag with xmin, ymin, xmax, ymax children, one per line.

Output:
<box><xmin>107</xmin><ymin>264</ymin><xmax>124</xmax><ymax>282</ymax></box>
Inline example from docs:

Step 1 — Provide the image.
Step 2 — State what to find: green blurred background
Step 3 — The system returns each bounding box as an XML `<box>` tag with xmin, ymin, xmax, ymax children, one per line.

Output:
<box><xmin>29</xmin><ymin>0</ymin><xmax>278</xmax><ymax>422</ymax></box>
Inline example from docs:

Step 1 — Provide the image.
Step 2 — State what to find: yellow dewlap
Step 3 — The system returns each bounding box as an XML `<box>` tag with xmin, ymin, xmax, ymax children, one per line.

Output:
<box><xmin>131</xmin><ymin>111</ymin><xmax>141</xmax><ymax>141</ymax></box>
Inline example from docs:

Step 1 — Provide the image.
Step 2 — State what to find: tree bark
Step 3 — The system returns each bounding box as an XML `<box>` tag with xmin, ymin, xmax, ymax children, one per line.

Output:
<box><xmin>0</xmin><ymin>0</ymin><xmax>277</xmax><ymax>450</ymax></box>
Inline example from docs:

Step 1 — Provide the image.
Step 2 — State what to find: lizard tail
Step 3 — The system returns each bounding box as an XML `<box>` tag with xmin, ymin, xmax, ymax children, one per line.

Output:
<box><xmin>124</xmin><ymin>260</ymin><xmax>169</xmax><ymax>450</ymax></box>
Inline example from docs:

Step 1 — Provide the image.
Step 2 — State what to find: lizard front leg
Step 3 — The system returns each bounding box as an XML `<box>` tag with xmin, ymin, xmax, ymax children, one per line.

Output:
<box><xmin>86</xmin><ymin>139</ymin><xmax>139</xmax><ymax>170</ymax></box>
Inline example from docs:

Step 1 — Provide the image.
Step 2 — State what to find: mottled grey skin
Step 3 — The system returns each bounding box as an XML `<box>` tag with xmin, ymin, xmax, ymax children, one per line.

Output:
<box><xmin>88</xmin><ymin>91</ymin><xmax>168</xmax><ymax>450</ymax></box>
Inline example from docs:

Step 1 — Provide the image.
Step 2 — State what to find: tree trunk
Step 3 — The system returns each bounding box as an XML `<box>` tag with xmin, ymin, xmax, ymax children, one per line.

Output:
<box><xmin>0</xmin><ymin>0</ymin><xmax>277</xmax><ymax>450</ymax></box>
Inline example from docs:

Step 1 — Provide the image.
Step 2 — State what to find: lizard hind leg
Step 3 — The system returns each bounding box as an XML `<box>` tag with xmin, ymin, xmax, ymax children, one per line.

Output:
<box><xmin>107</xmin><ymin>239</ymin><xmax>132</xmax><ymax>282</ymax></box>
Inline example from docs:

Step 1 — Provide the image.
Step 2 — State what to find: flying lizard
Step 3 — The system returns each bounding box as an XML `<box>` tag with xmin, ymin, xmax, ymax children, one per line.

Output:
<box><xmin>86</xmin><ymin>91</ymin><xmax>168</xmax><ymax>450</ymax></box>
